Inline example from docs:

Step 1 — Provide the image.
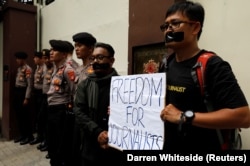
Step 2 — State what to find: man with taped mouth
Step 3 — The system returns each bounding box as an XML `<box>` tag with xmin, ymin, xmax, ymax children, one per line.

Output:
<box><xmin>74</xmin><ymin>42</ymin><xmax>122</xmax><ymax>166</ymax></box>
<box><xmin>159</xmin><ymin>1</ymin><xmax>250</xmax><ymax>151</ymax></box>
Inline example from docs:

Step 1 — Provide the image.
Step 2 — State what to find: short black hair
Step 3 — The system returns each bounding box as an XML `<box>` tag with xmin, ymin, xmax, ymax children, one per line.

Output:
<box><xmin>165</xmin><ymin>1</ymin><xmax>204</xmax><ymax>39</ymax></box>
<box><xmin>94</xmin><ymin>42</ymin><xmax>115</xmax><ymax>57</ymax></box>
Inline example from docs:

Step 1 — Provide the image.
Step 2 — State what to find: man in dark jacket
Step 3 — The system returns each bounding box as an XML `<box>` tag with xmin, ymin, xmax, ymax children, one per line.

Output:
<box><xmin>74</xmin><ymin>42</ymin><xmax>122</xmax><ymax>166</ymax></box>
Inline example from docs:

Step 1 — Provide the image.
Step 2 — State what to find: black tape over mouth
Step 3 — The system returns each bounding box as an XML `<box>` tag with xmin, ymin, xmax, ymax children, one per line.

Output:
<box><xmin>165</xmin><ymin>32</ymin><xmax>184</xmax><ymax>43</ymax></box>
<box><xmin>92</xmin><ymin>63</ymin><xmax>110</xmax><ymax>70</ymax></box>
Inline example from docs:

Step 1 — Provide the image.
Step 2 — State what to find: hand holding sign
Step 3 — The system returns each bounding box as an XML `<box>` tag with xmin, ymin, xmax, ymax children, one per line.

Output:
<box><xmin>98</xmin><ymin>131</ymin><xmax>109</xmax><ymax>149</ymax></box>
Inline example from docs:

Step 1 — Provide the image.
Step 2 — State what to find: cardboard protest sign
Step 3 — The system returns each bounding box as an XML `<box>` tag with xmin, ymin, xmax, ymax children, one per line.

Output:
<box><xmin>108</xmin><ymin>73</ymin><xmax>166</xmax><ymax>150</ymax></box>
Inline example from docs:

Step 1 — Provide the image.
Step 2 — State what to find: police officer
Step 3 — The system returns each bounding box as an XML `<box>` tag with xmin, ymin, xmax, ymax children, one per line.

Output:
<box><xmin>36</xmin><ymin>49</ymin><xmax>53</xmax><ymax>154</ymax></box>
<box><xmin>30</xmin><ymin>51</ymin><xmax>45</xmax><ymax>145</ymax></box>
<box><xmin>13</xmin><ymin>51</ymin><xmax>34</xmax><ymax>145</ymax></box>
<box><xmin>72</xmin><ymin>32</ymin><xmax>96</xmax><ymax>84</ymax></box>
<box><xmin>47</xmin><ymin>40</ymin><xmax>76</xmax><ymax>166</ymax></box>
<box><xmin>70</xmin><ymin>32</ymin><xmax>96</xmax><ymax>165</ymax></box>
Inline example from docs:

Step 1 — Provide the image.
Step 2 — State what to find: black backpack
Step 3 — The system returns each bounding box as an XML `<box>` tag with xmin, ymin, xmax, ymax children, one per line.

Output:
<box><xmin>160</xmin><ymin>52</ymin><xmax>242</xmax><ymax>150</ymax></box>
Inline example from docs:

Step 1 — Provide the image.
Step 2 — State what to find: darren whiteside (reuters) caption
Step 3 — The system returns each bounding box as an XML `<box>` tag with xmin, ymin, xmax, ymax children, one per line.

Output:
<box><xmin>121</xmin><ymin>150</ymin><xmax>250</xmax><ymax>166</ymax></box>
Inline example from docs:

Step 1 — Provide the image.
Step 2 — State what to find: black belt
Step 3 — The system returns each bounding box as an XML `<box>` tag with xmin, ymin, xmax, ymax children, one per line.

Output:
<box><xmin>15</xmin><ymin>86</ymin><xmax>26</xmax><ymax>89</ymax></box>
<box><xmin>48</xmin><ymin>104</ymin><xmax>68</xmax><ymax>110</ymax></box>
<box><xmin>33</xmin><ymin>88</ymin><xmax>42</xmax><ymax>92</ymax></box>
<box><xmin>15</xmin><ymin>86</ymin><xmax>27</xmax><ymax>91</ymax></box>
<box><xmin>33</xmin><ymin>89</ymin><xmax>43</xmax><ymax>95</ymax></box>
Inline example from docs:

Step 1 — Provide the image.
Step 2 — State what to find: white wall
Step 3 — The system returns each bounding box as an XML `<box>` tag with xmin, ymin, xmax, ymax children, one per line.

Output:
<box><xmin>40</xmin><ymin>0</ymin><xmax>129</xmax><ymax>75</ymax></box>
<box><xmin>195</xmin><ymin>0</ymin><xmax>250</xmax><ymax>149</ymax></box>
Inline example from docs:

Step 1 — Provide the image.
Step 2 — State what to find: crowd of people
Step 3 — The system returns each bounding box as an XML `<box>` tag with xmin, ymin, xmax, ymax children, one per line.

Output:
<box><xmin>13</xmin><ymin>30</ymin><xmax>124</xmax><ymax>165</ymax></box>
<box><xmin>11</xmin><ymin>1</ymin><xmax>250</xmax><ymax>166</ymax></box>
<box><xmin>13</xmin><ymin>32</ymin><xmax>121</xmax><ymax>165</ymax></box>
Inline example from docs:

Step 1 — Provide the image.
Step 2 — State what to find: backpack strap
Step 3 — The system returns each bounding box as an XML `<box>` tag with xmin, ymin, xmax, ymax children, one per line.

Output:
<box><xmin>191</xmin><ymin>52</ymin><xmax>215</xmax><ymax>97</ymax></box>
<box><xmin>192</xmin><ymin>52</ymin><xmax>227</xmax><ymax>149</ymax></box>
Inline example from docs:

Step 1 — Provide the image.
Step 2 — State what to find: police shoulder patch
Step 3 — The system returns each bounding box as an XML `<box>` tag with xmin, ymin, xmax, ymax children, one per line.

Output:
<box><xmin>26</xmin><ymin>68</ymin><xmax>32</xmax><ymax>78</ymax></box>
<box><xmin>67</xmin><ymin>69</ymin><xmax>75</xmax><ymax>81</ymax></box>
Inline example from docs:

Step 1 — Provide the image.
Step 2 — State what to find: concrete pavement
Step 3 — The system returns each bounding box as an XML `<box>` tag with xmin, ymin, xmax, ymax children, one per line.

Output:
<box><xmin>0</xmin><ymin>137</ymin><xmax>50</xmax><ymax>166</ymax></box>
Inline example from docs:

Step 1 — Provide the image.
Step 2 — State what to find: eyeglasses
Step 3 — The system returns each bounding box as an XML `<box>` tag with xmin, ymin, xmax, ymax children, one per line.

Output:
<box><xmin>160</xmin><ymin>20</ymin><xmax>197</xmax><ymax>32</ymax></box>
<box><xmin>89</xmin><ymin>55</ymin><xmax>112</xmax><ymax>61</ymax></box>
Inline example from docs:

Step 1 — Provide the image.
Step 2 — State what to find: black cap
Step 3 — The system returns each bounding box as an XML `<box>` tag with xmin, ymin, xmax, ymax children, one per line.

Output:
<box><xmin>72</xmin><ymin>32</ymin><xmax>96</xmax><ymax>46</ymax></box>
<box><xmin>14</xmin><ymin>51</ymin><xmax>28</xmax><ymax>59</ymax></box>
<box><xmin>49</xmin><ymin>40</ymin><xmax>69</xmax><ymax>52</ymax></box>
<box><xmin>34</xmin><ymin>51</ymin><xmax>43</xmax><ymax>58</ymax></box>
<box><xmin>42</xmin><ymin>49</ymin><xmax>50</xmax><ymax>57</ymax></box>
<box><xmin>65</xmin><ymin>41</ymin><xmax>74</xmax><ymax>53</ymax></box>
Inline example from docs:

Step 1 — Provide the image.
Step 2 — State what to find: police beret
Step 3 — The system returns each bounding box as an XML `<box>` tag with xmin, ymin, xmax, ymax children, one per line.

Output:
<box><xmin>65</xmin><ymin>41</ymin><xmax>74</xmax><ymax>53</ymax></box>
<box><xmin>14</xmin><ymin>51</ymin><xmax>28</xmax><ymax>59</ymax></box>
<box><xmin>49</xmin><ymin>40</ymin><xmax>69</xmax><ymax>53</ymax></box>
<box><xmin>72</xmin><ymin>32</ymin><xmax>96</xmax><ymax>46</ymax></box>
<box><xmin>34</xmin><ymin>51</ymin><xmax>43</xmax><ymax>58</ymax></box>
<box><xmin>42</xmin><ymin>49</ymin><xmax>50</xmax><ymax>57</ymax></box>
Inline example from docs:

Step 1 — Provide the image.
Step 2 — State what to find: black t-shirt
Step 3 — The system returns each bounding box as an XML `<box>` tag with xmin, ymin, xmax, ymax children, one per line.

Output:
<box><xmin>163</xmin><ymin>50</ymin><xmax>248</xmax><ymax>151</ymax></box>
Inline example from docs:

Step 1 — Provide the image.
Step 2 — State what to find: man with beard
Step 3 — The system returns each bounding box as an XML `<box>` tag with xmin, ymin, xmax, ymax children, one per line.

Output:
<box><xmin>74</xmin><ymin>42</ymin><xmax>122</xmax><ymax>166</ymax></box>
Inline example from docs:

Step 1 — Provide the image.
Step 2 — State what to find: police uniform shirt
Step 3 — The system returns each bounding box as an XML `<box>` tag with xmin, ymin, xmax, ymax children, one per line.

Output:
<box><xmin>75</xmin><ymin>64</ymin><xmax>92</xmax><ymax>85</ymax></box>
<box><xmin>15</xmin><ymin>64</ymin><xmax>33</xmax><ymax>99</ymax></box>
<box><xmin>42</xmin><ymin>64</ymin><xmax>54</xmax><ymax>94</ymax></box>
<box><xmin>47</xmin><ymin>63</ymin><xmax>76</xmax><ymax>106</ymax></box>
<box><xmin>34</xmin><ymin>64</ymin><xmax>44</xmax><ymax>90</ymax></box>
<box><xmin>66</xmin><ymin>56</ymin><xmax>79</xmax><ymax>70</ymax></box>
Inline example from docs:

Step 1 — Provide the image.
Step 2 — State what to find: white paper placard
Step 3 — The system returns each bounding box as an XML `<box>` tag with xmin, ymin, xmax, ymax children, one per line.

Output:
<box><xmin>108</xmin><ymin>73</ymin><xmax>166</xmax><ymax>150</ymax></box>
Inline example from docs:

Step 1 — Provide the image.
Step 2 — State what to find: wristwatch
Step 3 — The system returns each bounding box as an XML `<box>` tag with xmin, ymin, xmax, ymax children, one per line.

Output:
<box><xmin>184</xmin><ymin>110</ymin><xmax>195</xmax><ymax>124</ymax></box>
